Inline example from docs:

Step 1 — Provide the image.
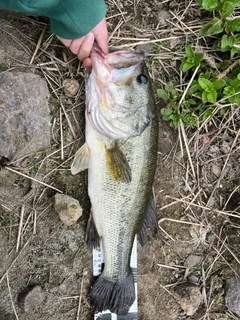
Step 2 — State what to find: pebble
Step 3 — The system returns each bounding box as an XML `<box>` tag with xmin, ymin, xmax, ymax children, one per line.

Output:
<box><xmin>206</xmin><ymin>232</ymin><xmax>216</xmax><ymax>243</ymax></box>
<box><xmin>63</xmin><ymin>79</ymin><xmax>80</xmax><ymax>96</ymax></box>
<box><xmin>208</xmin><ymin>196</ymin><xmax>215</xmax><ymax>207</ymax></box>
<box><xmin>225</xmin><ymin>276</ymin><xmax>240</xmax><ymax>317</ymax></box>
<box><xmin>209</xmin><ymin>145</ymin><xmax>219</xmax><ymax>153</ymax></box>
<box><xmin>188</xmin><ymin>225</ymin><xmax>200</xmax><ymax>239</ymax></box>
<box><xmin>184</xmin><ymin>255</ymin><xmax>202</xmax><ymax>268</ymax></box>
<box><xmin>212</xmin><ymin>164</ymin><xmax>222</xmax><ymax>178</ymax></box>
<box><xmin>174</xmin><ymin>283</ymin><xmax>202</xmax><ymax>316</ymax></box>
<box><xmin>18</xmin><ymin>285</ymin><xmax>45</xmax><ymax>313</ymax></box>
<box><xmin>221</xmin><ymin>141</ymin><xmax>231</xmax><ymax>154</ymax></box>
<box><xmin>187</xmin><ymin>275</ymin><xmax>199</xmax><ymax>284</ymax></box>
<box><xmin>157</xmin><ymin>10</ymin><xmax>171</xmax><ymax>27</ymax></box>
<box><xmin>54</xmin><ymin>193</ymin><xmax>82</xmax><ymax>226</ymax></box>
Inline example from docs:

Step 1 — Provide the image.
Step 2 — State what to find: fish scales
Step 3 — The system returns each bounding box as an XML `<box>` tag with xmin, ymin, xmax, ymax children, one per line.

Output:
<box><xmin>87</xmin><ymin>115</ymin><xmax>157</xmax><ymax>279</ymax></box>
<box><xmin>71</xmin><ymin>44</ymin><xmax>158</xmax><ymax>315</ymax></box>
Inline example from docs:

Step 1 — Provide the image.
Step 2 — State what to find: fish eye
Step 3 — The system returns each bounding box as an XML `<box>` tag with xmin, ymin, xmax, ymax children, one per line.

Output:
<box><xmin>136</xmin><ymin>74</ymin><xmax>148</xmax><ymax>85</ymax></box>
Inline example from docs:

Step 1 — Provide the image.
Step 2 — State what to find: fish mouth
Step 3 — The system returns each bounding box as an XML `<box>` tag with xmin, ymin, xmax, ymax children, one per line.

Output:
<box><xmin>91</xmin><ymin>44</ymin><xmax>144</xmax><ymax>74</ymax></box>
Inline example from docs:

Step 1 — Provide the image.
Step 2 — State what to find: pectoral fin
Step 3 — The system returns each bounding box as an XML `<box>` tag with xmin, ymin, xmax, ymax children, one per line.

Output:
<box><xmin>138</xmin><ymin>191</ymin><xmax>158</xmax><ymax>246</ymax></box>
<box><xmin>105</xmin><ymin>143</ymin><xmax>131</xmax><ymax>183</ymax></box>
<box><xmin>71</xmin><ymin>143</ymin><xmax>90</xmax><ymax>175</ymax></box>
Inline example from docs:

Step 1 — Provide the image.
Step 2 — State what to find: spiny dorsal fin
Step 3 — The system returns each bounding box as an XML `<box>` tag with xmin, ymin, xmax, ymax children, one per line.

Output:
<box><xmin>104</xmin><ymin>143</ymin><xmax>131</xmax><ymax>183</ymax></box>
<box><xmin>71</xmin><ymin>143</ymin><xmax>90</xmax><ymax>175</ymax></box>
<box><xmin>138</xmin><ymin>191</ymin><xmax>158</xmax><ymax>246</ymax></box>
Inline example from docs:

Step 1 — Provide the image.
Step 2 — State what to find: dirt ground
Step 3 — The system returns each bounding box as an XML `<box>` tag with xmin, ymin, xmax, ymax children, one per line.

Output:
<box><xmin>0</xmin><ymin>1</ymin><xmax>240</xmax><ymax>320</ymax></box>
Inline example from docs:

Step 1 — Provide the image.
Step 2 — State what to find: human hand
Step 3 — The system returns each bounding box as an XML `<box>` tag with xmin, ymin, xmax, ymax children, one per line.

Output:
<box><xmin>58</xmin><ymin>17</ymin><xmax>108</xmax><ymax>69</ymax></box>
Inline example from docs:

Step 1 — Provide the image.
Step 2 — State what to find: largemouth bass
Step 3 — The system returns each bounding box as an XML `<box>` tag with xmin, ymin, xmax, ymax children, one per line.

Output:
<box><xmin>71</xmin><ymin>45</ymin><xmax>158</xmax><ymax>315</ymax></box>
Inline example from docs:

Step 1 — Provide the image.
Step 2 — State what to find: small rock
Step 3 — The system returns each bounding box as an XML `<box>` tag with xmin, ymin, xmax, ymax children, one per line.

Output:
<box><xmin>209</xmin><ymin>145</ymin><xmax>219</xmax><ymax>153</ymax></box>
<box><xmin>189</xmin><ymin>225</ymin><xmax>200</xmax><ymax>239</ymax></box>
<box><xmin>157</xmin><ymin>10</ymin><xmax>171</xmax><ymax>26</ymax></box>
<box><xmin>187</xmin><ymin>275</ymin><xmax>199</xmax><ymax>284</ymax></box>
<box><xmin>63</xmin><ymin>79</ymin><xmax>80</xmax><ymax>96</ymax></box>
<box><xmin>221</xmin><ymin>141</ymin><xmax>231</xmax><ymax>154</ymax></box>
<box><xmin>225</xmin><ymin>276</ymin><xmax>240</xmax><ymax>317</ymax></box>
<box><xmin>184</xmin><ymin>255</ymin><xmax>202</xmax><ymax>268</ymax></box>
<box><xmin>212</xmin><ymin>164</ymin><xmax>221</xmax><ymax>178</ymax></box>
<box><xmin>174</xmin><ymin>283</ymin><xmax>202</xmax><ymax>316</ymax></box>
<box><xmin>208</xmin><ymin>196</ymin><xmax>215</xmax><ymax>207</ymax></box>
<box><xmin>206</xmin><ymin>232</ymin><xmax>216</xmax><ymax>243</ymax></box>
<box><xmin>54</xmin><ymin>193</ymin><xmax>82</xmax><ymax>226</ymax></box>
<box><xmin>18</xmin><ymin>285</ymin><xmax>45</xmax><ymax>313</ymax></box>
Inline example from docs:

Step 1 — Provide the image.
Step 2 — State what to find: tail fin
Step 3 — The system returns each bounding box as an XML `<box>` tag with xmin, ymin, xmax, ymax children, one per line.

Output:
<box><xmin>90</xmin><ymin>273</ymin><xmax>135</xmax><ymax>315</ymax></box>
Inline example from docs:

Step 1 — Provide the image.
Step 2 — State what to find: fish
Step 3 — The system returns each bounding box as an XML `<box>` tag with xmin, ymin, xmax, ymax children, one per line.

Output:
<box><xmin>71</xmin><ymin>44</ymin><xmax>159</xmax><ymax>315</ymax></box>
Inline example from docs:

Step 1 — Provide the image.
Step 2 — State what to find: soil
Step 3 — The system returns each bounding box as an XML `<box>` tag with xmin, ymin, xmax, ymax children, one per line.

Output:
<box><xmin>0</xmin><ymin>1</ymin><xmax>240</xmax><ymax>320</ymax></box>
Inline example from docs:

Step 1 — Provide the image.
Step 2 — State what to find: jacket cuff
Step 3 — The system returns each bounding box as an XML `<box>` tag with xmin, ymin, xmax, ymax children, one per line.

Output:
<box><xmin>43</xmin><ymin>0</ymin><xmax>107</xmax><ymax>39</ymax></box>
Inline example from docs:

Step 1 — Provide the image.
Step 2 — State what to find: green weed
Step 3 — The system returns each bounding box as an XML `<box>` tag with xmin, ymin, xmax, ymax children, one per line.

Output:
<box><xmin>158</xmin><ymin>0</ymin><xmax>240</xmax><ymax>128</ymax></box>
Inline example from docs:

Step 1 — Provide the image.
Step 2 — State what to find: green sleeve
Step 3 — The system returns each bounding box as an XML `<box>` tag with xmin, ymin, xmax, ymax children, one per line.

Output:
<box><xmin>0</xmin><ymin>0</ymin><xmax>107</xmax><ymax>39</ymax></box>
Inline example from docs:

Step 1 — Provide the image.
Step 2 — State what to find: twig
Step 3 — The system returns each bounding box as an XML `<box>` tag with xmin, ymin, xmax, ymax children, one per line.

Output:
<box><xmin>180</xmin><ymin>119</ymin><xmax>196</xmax><ymax>178</ymax></box>
<box><xmin>16</xmin><ymin>205</ymin><xmax>24</xmax><ymax>252</ymax></box>
<box><xmin>33</xmin><ymin>210</ymin><xmax>37</xmax><ymax>235</ymax></box>
<box><xmin>217</xmin><ymin>59</ymin><xmax>239</xmax><ymax>79</ymax></box>
<box><xmin>112</xmin><ymin>37</ymin><xmax>181</xmax><ymax>48</ymax></box>
<box><xmin>29</xmin><ymin>25</ymin><xmax>47</xmax><ymax>64</ymax></box>
<box><xmin>159</xmin><ymin>217</ymin><xmax>202</xmax><ymax>227</ymax></box>
<box><xmin>178</xmin><ymin>65</ymin><xmax>200</xmax><ymax>106</ymax></box>
<box><xmin>157</xmin><ymin>263</ymin><xmax>186</xmax><ymax>270</ymax></box>
<box><xmin>5</xmin><ymin>167</ymin><xmax>62</xmax><ymax>193</ymax></box>
<box><xmin>76</xmin><ymin>272</ymin><xmax>85</xmax><ymax>320</ymax></box>
<box><xmin>60</xmin><ymin>96</ymin><xmax>77</xmax><ymax>139</ymax></box>
<box><xmin>60</xmin><ymin>108</ymin><xmax>64</xmax><ymax>160</ymax></box>
<box><xmin>165</xmin><ymin>195</ymin><xmax>240</xmax><ymax>219</ymax></box>
<box><xmin>6</xmin><ymin>272</ymin><xmax>19</xmax><ymax>320</ymax></box>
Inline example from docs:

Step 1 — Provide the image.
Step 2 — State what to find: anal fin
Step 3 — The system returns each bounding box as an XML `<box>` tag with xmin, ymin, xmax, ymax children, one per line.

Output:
<box><xmin>138</xmin><ymin>191</ymin><xmax>158</xmax><ymax>246</ymax></box>
<box><xmin>86</xmin><ymin>211</ymin><xmax>101</xmax><ymax>249</ymax></box>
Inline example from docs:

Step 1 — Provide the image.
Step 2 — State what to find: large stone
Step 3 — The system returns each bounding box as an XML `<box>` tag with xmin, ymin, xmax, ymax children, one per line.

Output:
<box><xmin>18</xmin><ymin>285</ymin><xmax>45</xmax><ymax>313</ymax></box>
<box><xmin>0</xmin><ymin>72</ymin><xmax>51</xmax><ymax>160</ymax></box>
<box><xmin>225</xmin><ymin>276</ymin><xmax>240</xmax><ymax>317</ymax></box>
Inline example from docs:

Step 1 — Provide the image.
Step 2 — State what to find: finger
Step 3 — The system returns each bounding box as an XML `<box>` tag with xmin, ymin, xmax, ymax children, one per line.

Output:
<box><xmin>69</xmin><ymin>37</ymin><xmax>85</xmax><ymax>55</ymax></box>
<box><xmin>93</xmin><ymin>18</ymin><xmax>108</xmax><ymax>54</ymax></box>
<box><xmin>78</xmin><ymin>32</ymin><xmax>94</xmax><ymax>61</ymax></box>
<box><xmin>82</xmin><ymin>57</ymin><xmax>92</xmax><ymax>69</ymax></box>
<box><xmin>57</xmin><ymin>36</ymin><xmax>72</xmax><ymax>47</ymax></box>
